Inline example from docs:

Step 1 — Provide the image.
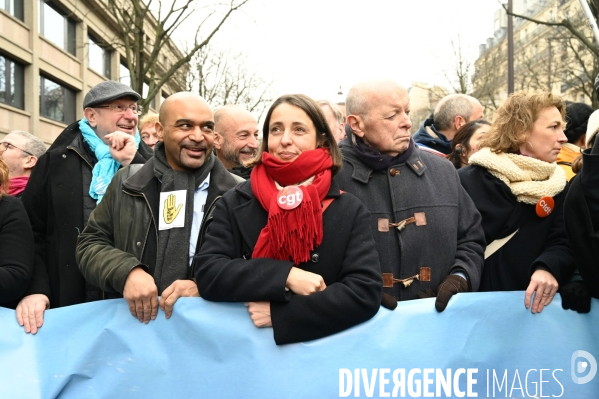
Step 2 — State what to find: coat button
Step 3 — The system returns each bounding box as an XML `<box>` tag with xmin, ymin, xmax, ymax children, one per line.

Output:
<box><xmin>311</xmin><ymin>253</ymin><xmax>320</xmax><ymax>263</ymax></box>
<box><xmin>389</xmin><ymin>168</ymin><xmax>399</xmax><ymax>176</ymax></box>
<box><xmin>136</xmin><ymin>242</ymin><xmax>141</xmax><ymax>247</ymax></box>
<box><xmin>62</xmin><ymin>154</ymin><xmax>67</xmax><ymax>158</ymax></box>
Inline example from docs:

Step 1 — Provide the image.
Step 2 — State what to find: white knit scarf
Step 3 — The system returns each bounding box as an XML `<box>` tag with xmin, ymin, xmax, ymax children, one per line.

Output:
<box><xmin>468</xmin><ymin>147</ymin><xmax>567</xmax><ymax>205</ymax></box>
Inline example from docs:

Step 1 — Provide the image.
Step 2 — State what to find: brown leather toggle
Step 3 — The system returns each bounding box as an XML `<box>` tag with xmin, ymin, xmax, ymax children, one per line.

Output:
<box><xmin>378</xmin><ymin>212</ymin><xmax>427</xmax><ymax>232</ymax></box>
<box><xmin>382</xmin><ymin>267</ymin><xmax>431</xmax><ymax>288</ymax></box>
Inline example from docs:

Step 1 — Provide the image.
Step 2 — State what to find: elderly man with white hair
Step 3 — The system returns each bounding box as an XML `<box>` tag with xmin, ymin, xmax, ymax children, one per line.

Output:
<box><xmin>334</xmin><ymin>79</ymin><xmax>485</xmax><ymax>312</ymax></box>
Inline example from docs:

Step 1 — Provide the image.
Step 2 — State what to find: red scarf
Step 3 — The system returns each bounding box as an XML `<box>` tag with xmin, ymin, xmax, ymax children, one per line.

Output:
<box><xmin>251</xmin><ymin>148</ymin><xmax>333</xmax><ymax>264</ymax></box>
<box><xmin>8</xmin><ymin>177</ymin><xmax>29</xmax><ymax>196</ymax></box>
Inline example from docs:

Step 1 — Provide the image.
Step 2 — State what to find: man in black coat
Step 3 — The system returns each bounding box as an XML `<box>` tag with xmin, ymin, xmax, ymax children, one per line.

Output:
<box><xmin>17</xmin><ymin>81</ymin><xmax>153</xmax><ymax>334</ymax></box>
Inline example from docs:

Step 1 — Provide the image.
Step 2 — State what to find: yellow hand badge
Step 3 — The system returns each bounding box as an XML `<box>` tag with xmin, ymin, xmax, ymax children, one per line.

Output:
<box><xmin>163</xmin><ymin>193</ymin><xmax>183</xmax><ymax>224</ymax></box>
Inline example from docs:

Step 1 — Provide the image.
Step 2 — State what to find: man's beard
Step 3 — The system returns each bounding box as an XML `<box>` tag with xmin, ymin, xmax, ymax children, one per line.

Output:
<box><xmin>222</xmin><ymin>145</ymin><xmax>257</xmax><ymax>167</ymax></box>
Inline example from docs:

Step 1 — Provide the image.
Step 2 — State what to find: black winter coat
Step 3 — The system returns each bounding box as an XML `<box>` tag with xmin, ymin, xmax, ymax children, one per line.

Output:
<box><xmin>194</xmin><ymin>180</ymin><xmax>383</xmax><ymax>345</ymax></box>
<box><xmin>0</xmin><ymin>195</ymin><xmax>34</xmax><ymax>308</ymax></box>
<box><xmin>20</xmin><ymin>121</ymin><xmax>153</xmax><ymax>308</ymax></box>
<box><xmin>564</xmin><ymin>149</ymin><xmax>599</xmax><ymax>298</ymax></box>
<box><xmin>459</xmin><ymin>165</ymin><xmax>575</xmax><ymax>291</ymax></box>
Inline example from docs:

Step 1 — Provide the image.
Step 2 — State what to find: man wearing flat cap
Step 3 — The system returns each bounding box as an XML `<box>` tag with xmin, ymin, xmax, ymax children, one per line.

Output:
<box><xmin>17</xmin><ymin>81</ymin><xmax>153</xmax><ymax>334</ymax></box>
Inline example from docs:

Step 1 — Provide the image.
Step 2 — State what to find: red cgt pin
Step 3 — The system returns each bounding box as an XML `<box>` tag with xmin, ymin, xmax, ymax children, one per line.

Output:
<box><xmin>277</xmin><ymin>186</ymin><xmax>303</xmax><ymax>210</ymax></box>
<box><xmin>535</xmin><ymin>196</ymin><xmax>554</xmax><ymax>218</ymax></box>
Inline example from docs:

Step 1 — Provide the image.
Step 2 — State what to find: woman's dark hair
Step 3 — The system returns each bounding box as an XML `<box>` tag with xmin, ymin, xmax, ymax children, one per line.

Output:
<box><xmin>572</xmin><ymin>131</ymin><xmax>598</xmax><ymax>173</ymax></box>
<box><xmin>446</xmin><ymin>120</ymin><xmax>491</xmax><ymax>169</ymax></box>
<box><xmin>249</xmin><ymin>94</ymin><xmax>343</xmax><ymax>175</ymax></box>
<box><xmin>564</xmin><ymin>101</ymin><xmax>594</xmax><ymax>144</ymax></box>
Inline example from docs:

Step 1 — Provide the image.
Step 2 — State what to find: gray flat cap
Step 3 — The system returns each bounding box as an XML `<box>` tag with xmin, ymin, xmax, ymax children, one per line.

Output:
<box><xmin>83</xmin><ymin>80</ymin><xmax>141</xmax><ymax>109</ymax></box>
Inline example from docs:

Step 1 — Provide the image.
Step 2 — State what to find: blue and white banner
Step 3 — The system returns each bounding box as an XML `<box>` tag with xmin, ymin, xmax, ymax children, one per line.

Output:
<box><xmin>0</xmin><ymin>292</ymin><xmax>597</xmax><ymax>398</ymax></box>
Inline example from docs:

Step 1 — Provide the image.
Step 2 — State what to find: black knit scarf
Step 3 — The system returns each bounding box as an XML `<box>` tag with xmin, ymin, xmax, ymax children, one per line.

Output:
<box><xmin>346</xmin><ymin>124</ymin><xmax>415</xmax><ymax>171</ymax></box>
<box><xmin>152</xmin><ymin>141</ymin><xmax>215</xmax><ymax>293</ymax></box>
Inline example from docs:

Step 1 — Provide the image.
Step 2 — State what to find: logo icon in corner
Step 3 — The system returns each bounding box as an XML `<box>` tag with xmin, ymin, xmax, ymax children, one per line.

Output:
<box><xmin>571</xmin><ymin>350</ymin><xmax>597</xmax><ymax>384</ymax></box>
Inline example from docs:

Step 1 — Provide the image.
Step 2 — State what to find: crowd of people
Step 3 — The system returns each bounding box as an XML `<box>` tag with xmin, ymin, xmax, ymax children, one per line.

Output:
<box><xmin>1</xmin><ymin>76</ymin><xmax>598</xmax><ymax>344</ymax></box>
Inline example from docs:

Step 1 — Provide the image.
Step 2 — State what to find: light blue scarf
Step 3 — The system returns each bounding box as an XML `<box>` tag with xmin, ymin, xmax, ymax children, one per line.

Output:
<box><xmin>79</xmin><ymin>118</ymin><xmax>141</xmax><ymax>203</ymax></box>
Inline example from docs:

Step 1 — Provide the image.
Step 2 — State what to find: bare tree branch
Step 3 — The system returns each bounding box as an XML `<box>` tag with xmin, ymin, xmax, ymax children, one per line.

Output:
<box><xmin>188</xmin><ymin>44</ymin><xmax>274</xmax><ymax>117</ymax></box>
<box><xmin>501</xmin><ymin>2</ymin><xmax>599</xmax><ymax>57</ymax></box>
<box><xmin>96</xmin><ymin>0</ymin><xmax>251</xmax><ymax>111</ymax></box>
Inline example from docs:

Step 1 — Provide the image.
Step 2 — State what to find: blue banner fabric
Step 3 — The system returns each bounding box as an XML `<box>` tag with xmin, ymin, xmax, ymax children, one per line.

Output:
<box><xmin>0</xmin><ymin>292</ymin><xmax>597</xmax><ymax>398</ymax></box>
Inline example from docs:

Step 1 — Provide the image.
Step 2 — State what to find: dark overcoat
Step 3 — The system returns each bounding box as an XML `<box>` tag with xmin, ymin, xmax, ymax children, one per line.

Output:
<box><xmin>459</xmin><ymin>165</ymin><xmax>575</xmax><ymax>291</ymax></box>
<box><xmin>21</xmin><ymin>121</ymin><xmax>152</xmax><ymax>308</ymax></box>
<box><xmin>334</xmin><ymin>140</ymin><xmax>485</xmax><ymax>300</ymax></box>
<box><xmin>564</xmin><ymin>149</ymin><xmax>599</xmax><ymax>297</ymax></box>
<box><xmin>194</xmin><ymin>180</ymin><xmax>383</xmax><ymax>345</ymax></box>
<box><xmin>0</xmin><ymin>195</ymin><xmax>34</xmax><ymax>308</ymax></box>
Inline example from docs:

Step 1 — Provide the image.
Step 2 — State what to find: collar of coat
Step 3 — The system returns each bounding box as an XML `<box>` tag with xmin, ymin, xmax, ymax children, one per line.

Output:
<box><xmin>338</xmin><ymin>139</ymin><xmax>428</xmax><ymax>184</ymax></box>
<box><xmin>67</xmin><ymin>127</ymin><xmax>96</xmax><ymax>167</ymax></box>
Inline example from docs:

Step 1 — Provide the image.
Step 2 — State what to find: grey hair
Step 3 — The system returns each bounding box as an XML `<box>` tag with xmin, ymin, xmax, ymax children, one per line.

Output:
<box><xmin>316</xmin><ymin>100</ymin><xmax>344</xmax><ymax>124</ymax></box>
<box><xmin>346</xmin><ymin>86</ymin><xmax>370</xmax><ymax>117</ymax></box>
<box><xmin>9</xmin><ymin>130</ymin><xmax>47</xmax><ymax>158</ymax></box>
<box><xmin>433</xmin><ymin>94</ymin><xmax>477</xmax><ymax>131</ymax></box>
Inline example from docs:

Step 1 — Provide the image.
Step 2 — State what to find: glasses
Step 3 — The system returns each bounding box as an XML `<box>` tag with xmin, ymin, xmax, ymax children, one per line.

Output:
<box><xmin>0</xmin><ymin>142</ymin><xmax>33</xmax><ymax>156</ymax></box>
<box><xmin>95</xmin><ymin>104</ymin><xmax>143</xmax><ymax>115</ymax></box>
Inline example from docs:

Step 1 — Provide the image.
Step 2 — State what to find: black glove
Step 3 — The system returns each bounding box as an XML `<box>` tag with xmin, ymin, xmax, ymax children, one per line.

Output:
<box><xmin>381</xmin><ymin>292</ymin><xmax>397</xmax><ymax>310</ymax></box>
<box><xmin>561</xmin><ymin>281</ymin><xmax>591</xmax><ymax>314</ymax></box>
<box><xmin>417</xmin><ymin>288</ymin><xmax>436</xmax><ymax>299</ymax></box>
<box><xmin>435</xmin><ymin>275</ymin><xmax>469</xmax><ymax>312</ymax></box>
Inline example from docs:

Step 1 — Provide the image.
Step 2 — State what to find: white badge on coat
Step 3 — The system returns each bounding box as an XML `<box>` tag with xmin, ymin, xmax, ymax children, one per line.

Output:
<box><xmin>159</xmin><ymin>190</ymin><xmax>186</xmax><ymax>230</ymax></box>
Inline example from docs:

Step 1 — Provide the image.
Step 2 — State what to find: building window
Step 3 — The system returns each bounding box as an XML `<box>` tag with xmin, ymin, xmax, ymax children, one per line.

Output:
<box><xmin>120</xmin><ymin>64</ymin><xmax>154</xmax><ymax>108</ymax></box>
<box><xmin>119</xmin><ymin>63</ymin><xmax>131</xmax><ymax>87</ymax></box>
<box><xmin>0</xmin><ymin>0</ymin><xmax>24</xmax><ymax>20</ymax></box>
<box><xmin>40</xmin><ymin>75</ymin><xmax>76</xmax><ymax>124</ymax></box>
<box><xmin>38</xmin><ymin>0</ymin><xmax>76</xmax><ymax>55</ymax></box>
<box><xmin>88</xmin><ymin>35</ymin><xmax>111</xmax><ymax>78</ymax></box>
<box><xmin>0</xmin><ymin>54</ymin><xmax>24</xmax><ymax>109</ymax></box>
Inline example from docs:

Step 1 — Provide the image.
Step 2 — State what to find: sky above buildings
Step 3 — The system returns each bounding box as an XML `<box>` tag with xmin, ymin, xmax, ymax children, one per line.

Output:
<box><xmin>204</xmin><ymin>0</ymin><xmax>503</xmax><ymax>102</ymax></box>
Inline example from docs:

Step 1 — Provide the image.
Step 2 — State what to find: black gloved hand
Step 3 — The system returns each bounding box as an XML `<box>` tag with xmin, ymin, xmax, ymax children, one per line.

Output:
<box><xmin>561</xmin><ymin>281</ymin><xmax>591</xmax><ymax>313</ymax></box>
<box><xmin>435</xmin><ymin>275</ymin><xmax>469</xmax><ymax>312</ymax></box>
<box><xmin>417</xmin><ymin>288</ymin><xmax>436</xmax><ymax>299</ymax></box>
<box><xmin>381</xmin><ymin>292</ymin><xmax>397</xmax><ymax>310</ymax></box>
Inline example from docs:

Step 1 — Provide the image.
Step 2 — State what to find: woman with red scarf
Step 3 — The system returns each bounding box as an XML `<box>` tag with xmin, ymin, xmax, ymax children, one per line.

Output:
<box><xmin>195</xmin><ymin>94</ymin><xmax>383</xmax><ymax>345</ymax></box>
<box><xmin>0</xmin><ymin>158</ymin><xmax>34</xmax><ymax>308</ymax></box>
